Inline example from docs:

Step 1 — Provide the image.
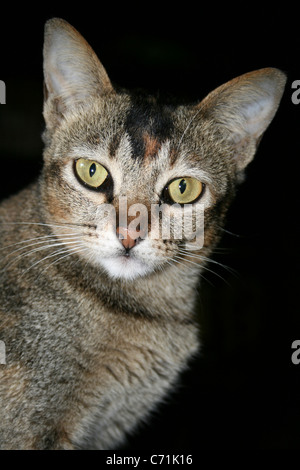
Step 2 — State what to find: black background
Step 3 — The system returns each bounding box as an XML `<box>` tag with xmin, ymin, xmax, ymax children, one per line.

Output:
<box><xmin>0</xmin><ymin>4</ymin><xmax>299</xmax><ymax>450</ymax></box>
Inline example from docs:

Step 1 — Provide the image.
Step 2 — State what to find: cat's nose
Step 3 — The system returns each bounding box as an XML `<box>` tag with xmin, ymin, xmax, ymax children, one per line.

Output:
<box><xmin>116</xmin><ymin>226</ymin><xmax>138</xmax><ymax>251</ymax></box>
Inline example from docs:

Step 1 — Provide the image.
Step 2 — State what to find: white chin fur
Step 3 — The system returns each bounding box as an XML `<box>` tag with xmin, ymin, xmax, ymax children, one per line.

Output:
<box><xmin>100</xmin><ymin>256</ymin><xmax>152</xmax><ymax>281</ymax></box>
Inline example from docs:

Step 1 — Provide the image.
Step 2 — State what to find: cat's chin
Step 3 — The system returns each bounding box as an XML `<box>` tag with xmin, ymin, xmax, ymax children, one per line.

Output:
<box><xmin>99</xmin><ymin>256</ymin><xmax>153</xmax><ymax>281</ymax></box>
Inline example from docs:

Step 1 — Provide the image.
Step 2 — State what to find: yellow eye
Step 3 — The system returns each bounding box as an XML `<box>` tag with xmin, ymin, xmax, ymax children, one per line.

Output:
<box><xmin>167</xmin><ymin>177</ymin><xmax>203</xmax><ymax>204</ymax></box>
<box><xmin>75</xmin><ymin>159</ymin><xmax>108</xmax><ymax>189</ymax></box>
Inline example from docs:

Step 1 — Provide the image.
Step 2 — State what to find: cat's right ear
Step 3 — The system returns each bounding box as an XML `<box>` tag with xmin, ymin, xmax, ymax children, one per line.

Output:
<box><xmin>43</xmin><ymin>18</ymin><xmax>114</xmax><ymax>132</ymax></box>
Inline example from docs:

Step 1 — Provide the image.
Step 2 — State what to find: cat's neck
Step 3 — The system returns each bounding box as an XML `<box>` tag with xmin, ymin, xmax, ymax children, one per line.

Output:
<box><xmin>58</xmin><ymin>252</ymin><xmax>201</xmax><ymax>324</ymax></box>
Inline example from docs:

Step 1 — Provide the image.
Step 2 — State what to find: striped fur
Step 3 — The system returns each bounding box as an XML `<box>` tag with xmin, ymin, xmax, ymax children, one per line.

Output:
<box><xmin>0</xmin><ymin>18</ymin><xmax>286</xmax><ymax>449</ymax></box>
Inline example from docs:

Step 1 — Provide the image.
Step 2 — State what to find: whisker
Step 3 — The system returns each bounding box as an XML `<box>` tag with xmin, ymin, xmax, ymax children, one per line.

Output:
<box><xmin>1</xmin><ymin>239</ymin><xmax>85</xmax><ymax>271</ymax></box>
<box><xmin>0</xmin><ymin>236</ymin><xmax>83</xmax><ymax>261</ymax></box>
<box><xmin>19</xmin><ymin>243</ymin><xmax>87</xmax><ymax>279</ymax></box>
<box><xmin>174</xmin><ymin>253</ymin><xmax>230</xmax><ymax>285</ymax></box>
<box><xmin>164</xmin><ymin>253</ymin><xmax>213</xmax><ymax>286</ymax></box>
<box><xmin>184</xmin><ymin>242</ymin><xmax>233</xmax><ymax>255</ymax></box>
<box><xmin>36</xmin><ymin>245</ymin><xmax>90</xmax><ymax>279</ymax></box>
<box><xmin>177</xmin><ymin>248</ymin><xmax>238</xmax><ymax>277</ymax></box>
<box><xmin>216</xmin><ymin>225</ymin><xmax>241</xmax><ymax>237</ymax></box>
<box><xmin>0</xmin><ymin>221</ymin><xmax>96</xmax><ymax>231</ymax></box>
<box><xmin>0</xmin><ymin>233</ymin><xmax>84</xmax><ymax>253</ymax></box>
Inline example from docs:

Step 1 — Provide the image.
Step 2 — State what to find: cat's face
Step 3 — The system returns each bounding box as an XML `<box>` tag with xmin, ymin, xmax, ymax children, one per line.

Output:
<box><xmin>40</xmin><ymin>19</ymin><xmax>286</xmax><ymax>281</ymax></box>
<box><xmin>41</xmin><ymin>94</ymin><xmax>220</xmax><ymax>280</ymax></box>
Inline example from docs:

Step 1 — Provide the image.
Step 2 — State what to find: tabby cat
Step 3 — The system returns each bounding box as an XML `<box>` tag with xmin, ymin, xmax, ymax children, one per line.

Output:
<box><xmin>0</xmin><ymin>18</ymin><xmax>286</xmax><ymax>449</ymax></box>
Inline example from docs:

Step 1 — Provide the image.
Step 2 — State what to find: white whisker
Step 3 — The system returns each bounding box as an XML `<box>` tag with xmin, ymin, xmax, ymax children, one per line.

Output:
<box><xmin>0</xmin><ymin>233</ymin><xmax>84</xmax><ymax>254</ymax></box>
<box><xmin>162</xmin><ymin>251</ymin><xmax>212</xmax><ymax>286</ymax></box>
<box><xmin>19</xmin><ymin>243</ymin><xmax>87</xmax><ymax>279</ymax></box>
<box><xmin>177</xmin><ymin>248</ymin><xmax>238</xmax><ymax>277</ymax></box>
<box><xmin>36</xmin><ymin>245</ymin><xmax>90</xmax><ymax>279</ymax></box>
<box><xmin>0</xmin><ymin>221</ymin><xmax>94</xmax><ymax>231</ymax></box>
<box><xmin>1</xmin><ymin>239</ymin><xmax>86</xmax><ymax>272</ymax></box>
<box><xmin>174</xmin><ymin>253</ymin><xmax>230</xmax><ymax>285</ymax></box>
<box><xmin>216</xmin><ymin>225</ymin><xmax>241</xmax><ymax>237</ymax></box>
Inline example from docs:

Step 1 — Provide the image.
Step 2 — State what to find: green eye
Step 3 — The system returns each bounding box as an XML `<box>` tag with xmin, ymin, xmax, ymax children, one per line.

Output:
<box><xmin>75</xmin><ymin>158</ymin><xmax>108</xmax><ymax>189</ymax></box>
<box><xmin>166</xmin><ymin>177</ymin><xmax>204</xmax><ymax>204</ymax></box>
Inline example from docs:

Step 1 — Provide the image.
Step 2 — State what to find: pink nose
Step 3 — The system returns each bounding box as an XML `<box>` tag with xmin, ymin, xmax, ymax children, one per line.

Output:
<box><xmin>116</xmin><ymin>226</ymin><xmax>138</xmax><ymax>250</ymax></box>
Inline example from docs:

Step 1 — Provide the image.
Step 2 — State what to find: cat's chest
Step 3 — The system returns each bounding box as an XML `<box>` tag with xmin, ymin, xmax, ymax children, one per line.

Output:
<box><xmin>3</xmin><ymin>261</ymin><xmax>199</xmax><ymax>449</ymax></box>
<box><xmin>66</xmin><ymin>305</ymin><xmax>199</xmax><ymax>449</ymax></box>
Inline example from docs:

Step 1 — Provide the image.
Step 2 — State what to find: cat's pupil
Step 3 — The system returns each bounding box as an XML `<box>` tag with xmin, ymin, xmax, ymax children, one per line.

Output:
<box><xmin>89</xmin><ymin>163</ymin><xmax>96</xmax><ymax>178</ymax></box>
<box><xmin>179</xmin><ymin>179</ymin><xmax>186</xmax><ymax>194</ymax></box>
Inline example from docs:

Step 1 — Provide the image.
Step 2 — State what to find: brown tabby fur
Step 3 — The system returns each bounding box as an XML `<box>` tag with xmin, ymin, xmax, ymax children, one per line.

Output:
<box><xmin>0</xmin><ymin>18</ymin><xmax>286</xmax><ymax>449</ymax></box>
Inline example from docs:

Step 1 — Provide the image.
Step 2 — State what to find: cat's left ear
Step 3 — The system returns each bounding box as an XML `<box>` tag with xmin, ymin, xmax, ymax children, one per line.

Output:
<box><xmin>43</xmin><ymin>18</ymin><xmax>114</xmax><ymax>131</ymax></box>
<box><xmin>198</xmin><ymin>68</ymin><xmax>286</xmax><ymax>173</ymax></box>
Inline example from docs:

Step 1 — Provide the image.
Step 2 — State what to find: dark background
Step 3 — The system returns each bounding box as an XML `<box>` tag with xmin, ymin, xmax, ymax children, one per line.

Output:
<box><xmin>0</xmin><ymin>5</ymin><xmax>299</xmax><ymax>450</ymax></box>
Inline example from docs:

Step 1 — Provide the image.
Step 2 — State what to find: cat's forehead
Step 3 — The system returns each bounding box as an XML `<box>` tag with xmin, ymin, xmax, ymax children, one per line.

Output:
<box><xmin>98</xmin><ymin>95</ymin><xmax>230</xmax><ymax>180</ymax></box>
<box><xmin>68</xmin><ymin>94</ymin><xmax>178</xmax><ymax>163</ymax></box>
<box><xmin>84</xmin><ymin>94</ymin><xmax>198</xmax><ymax>163</ymax></box>
<box><xmin>64</xmin><ymin>93</ymin><xmax>231</xmax><ymax>192</ymax></box>
<box><xmin>113</xmin><ymin>94</ymin><xmax>176</xmax><ymax>163</ymax></box>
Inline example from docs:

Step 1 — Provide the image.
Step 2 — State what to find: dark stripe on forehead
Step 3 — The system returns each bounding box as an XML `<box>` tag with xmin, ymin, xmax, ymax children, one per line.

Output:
<box><xmin>124</xmin><ymin>94</ymin><xmax>174</xmax><ymax>161</ymax></box>
<box><xmin>108</xmin><ymin>133</ymin><xmax>122</xmax><ymax>159</ymax></box>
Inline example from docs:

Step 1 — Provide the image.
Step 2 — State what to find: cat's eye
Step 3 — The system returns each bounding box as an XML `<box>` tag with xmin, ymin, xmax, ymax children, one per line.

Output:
<box><xmin>75</xmin><ymin>158</ymin><xmax>108</xmax><ymax>189</ymax></box>
<box><xmin>164</xmin><ymin>177</ymin><xmax>204</xmax><ymax>204</ymax></box>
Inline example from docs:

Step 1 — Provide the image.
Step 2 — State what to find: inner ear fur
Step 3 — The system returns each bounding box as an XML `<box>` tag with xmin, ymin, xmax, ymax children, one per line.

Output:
<box><xmin>43</xmin><ymin>18</ymin><xmax>114</xmax><ymax>131</ymax></box>
<box><xmin>198</xmin><ymin>68</ymin><xmax>286</xmax><ymax>172</ymax></box>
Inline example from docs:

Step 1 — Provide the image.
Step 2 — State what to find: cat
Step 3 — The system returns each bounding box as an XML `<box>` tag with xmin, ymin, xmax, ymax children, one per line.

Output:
<box><xmin>0</xmin><ymin>17</ymin><xmax>286</xmax><ymax>450</ymax></box>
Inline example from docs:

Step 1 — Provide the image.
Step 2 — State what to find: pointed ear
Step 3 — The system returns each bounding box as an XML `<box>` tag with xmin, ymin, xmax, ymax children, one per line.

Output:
<box><xmin>43</xmin><ymin>18</ymin><xmax>114</xmax><ymax>131</ymax></box>
<box><xmin>198</xmin><ymin>68</ymin><xmax>286</xmax><ymax>173</ymax></box>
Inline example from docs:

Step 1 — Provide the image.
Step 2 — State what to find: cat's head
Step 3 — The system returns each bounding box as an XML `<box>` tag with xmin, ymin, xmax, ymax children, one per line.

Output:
<box><xmin>40</xmin><ymin>18</ymin><xmax>286</xmax><ymax>281</ymax></box>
